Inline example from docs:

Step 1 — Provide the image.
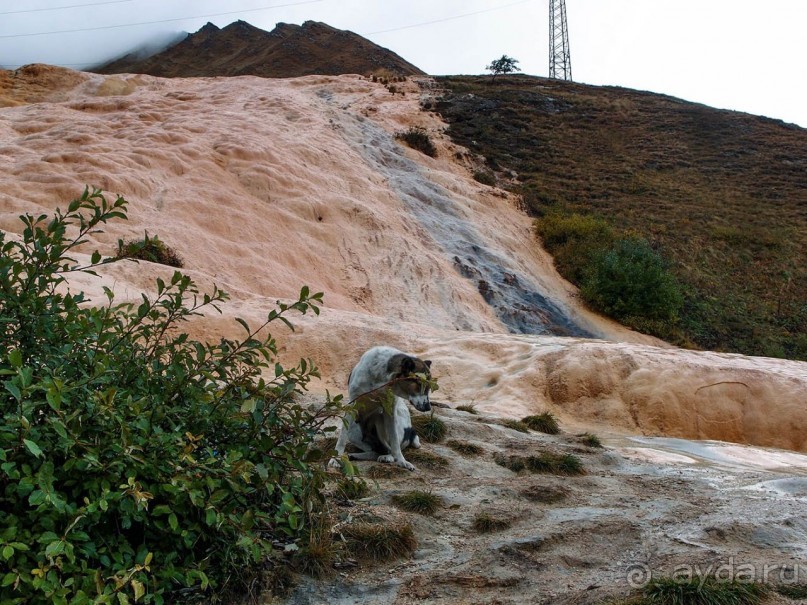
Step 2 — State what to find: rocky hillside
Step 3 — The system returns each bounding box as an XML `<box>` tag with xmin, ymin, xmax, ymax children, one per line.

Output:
<box><xmin>1</xmin><ymin>65</ymin><xmax>804</xmax><ymax>453</ymax></box>
<box><xmin>94</xmin><ymin>20</ymin><xmax>424</xmax><ymax>78</ymax></box>
<box><xmin>288</xmin><ymin>405</ymin><xmax>807</xmax><ymax>605</ymax></box>
<box><xmin>2</xmin><ymin>65</ymin><xmax>807</xmax><ymax>605</ymax></box>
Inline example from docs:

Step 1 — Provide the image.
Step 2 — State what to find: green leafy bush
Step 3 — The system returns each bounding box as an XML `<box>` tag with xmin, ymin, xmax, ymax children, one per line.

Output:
<box><xmin>115</xmin><ymin>234</ymin><xmax>183</xmax><ymax>268</ymax></box>
<box><xmin>536</xmin><ymin>211</ymin><xmax>683</xmax><ymax>336</ymax></box>
<box><xmin>535</xmin><ymin>212</ymin><xmax>615</xmax><ymax>283</ymax></box>
<box><xmin>0</xmin><ymin>188</ymin><xmax>342</xmax><ymax>603</ymax></box>
<box><xmin>581</xmin><ymin>237</ymin><xmax>684</xmax><ymax>323</ymax></box>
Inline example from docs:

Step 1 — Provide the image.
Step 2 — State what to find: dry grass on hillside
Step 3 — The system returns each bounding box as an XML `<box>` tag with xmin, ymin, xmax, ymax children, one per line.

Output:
<box><xmin>434</xmin><ymin>76</ymin><xmax>807</xmax><ymax>360</ymax></box>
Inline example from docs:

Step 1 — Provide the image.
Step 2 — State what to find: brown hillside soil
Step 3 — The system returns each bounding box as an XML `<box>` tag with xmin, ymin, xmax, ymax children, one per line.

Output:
<box><xmin>95</xmin><ymin>20</ymin><xmax>424</xmax><ymax>78</ymax></box>
<box><xmin>435</xmin><ymin>76</ymin><xmax>807</xmax><ymax>360</ymax></box>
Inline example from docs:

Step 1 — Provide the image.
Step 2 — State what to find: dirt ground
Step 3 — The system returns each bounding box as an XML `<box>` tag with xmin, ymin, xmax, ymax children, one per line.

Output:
<box><xmin>277</xmin><ymin>404</ymin><xmax>807</xmax><ymax>604</ymax></box>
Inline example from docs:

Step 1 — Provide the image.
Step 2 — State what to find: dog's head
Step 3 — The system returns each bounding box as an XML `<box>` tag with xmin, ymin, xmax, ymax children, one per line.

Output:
<box><xmin>388</xmin><ymin>354</ymin><xmax>432</xmax><ymax>412</ymax></box>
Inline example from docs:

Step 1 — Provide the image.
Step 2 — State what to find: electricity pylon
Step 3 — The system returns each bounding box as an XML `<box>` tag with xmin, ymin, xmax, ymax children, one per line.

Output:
<box><xmin>549</xmin><ymin>0</ymin><xmax>572</xmax><ymax>80</ymax></box>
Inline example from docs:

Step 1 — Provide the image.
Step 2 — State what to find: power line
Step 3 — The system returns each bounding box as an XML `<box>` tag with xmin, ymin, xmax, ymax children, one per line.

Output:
<box><xmin>367</xmin><ymin>0</ymin><xmax>533</xmax><ymax>35</ymax></box>
<box><xmin>0</xmin><ymin>0</ymin><xmax>324</xmax><ymax>38</ymax></box>
<box><xmin>0</xmin><ymin>0</ymin><xmax>133</xmax><ymax>16</ymax></box>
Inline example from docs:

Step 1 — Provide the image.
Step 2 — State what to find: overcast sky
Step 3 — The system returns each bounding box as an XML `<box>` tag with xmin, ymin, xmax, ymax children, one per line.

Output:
<box><xmin>1</xmin><ymin>0</ymin><xmax>805</xmax><ymax>127</ymax></box>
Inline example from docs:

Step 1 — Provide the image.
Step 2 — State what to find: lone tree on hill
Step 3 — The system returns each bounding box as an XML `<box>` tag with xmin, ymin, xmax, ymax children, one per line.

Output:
<box><xmin>486</xmin><ymin>55</ymin><xmax>520</xmax><ymax>81</ymax></box>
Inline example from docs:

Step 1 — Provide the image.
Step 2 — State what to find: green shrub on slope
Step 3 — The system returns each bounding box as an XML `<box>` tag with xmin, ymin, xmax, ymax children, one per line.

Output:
<box><xmin>581</xmin><ymin>236</ymin><xmax>684</xmax><ymax>323</ymax></box>
<box><xmin>0</xmin><ymin>188</ymin><xmax>342</xmax><ymax>603</ymax></box>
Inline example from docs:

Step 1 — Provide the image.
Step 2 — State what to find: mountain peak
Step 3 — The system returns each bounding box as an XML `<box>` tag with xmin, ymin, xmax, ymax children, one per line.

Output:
<box><xmin>95</xmin><ymin>20</ymin><xmax>424</xmax><ymax>78</ymax></box>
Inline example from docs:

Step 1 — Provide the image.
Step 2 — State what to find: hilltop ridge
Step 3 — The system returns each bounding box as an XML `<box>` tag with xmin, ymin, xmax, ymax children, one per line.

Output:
<box><xmin>94</xmin><ymin>20</ymin><xmax>425</xmax><ymax>78</ymax></box>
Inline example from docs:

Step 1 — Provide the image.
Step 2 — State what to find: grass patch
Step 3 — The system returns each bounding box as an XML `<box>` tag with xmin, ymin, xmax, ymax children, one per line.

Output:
<box><xmin>115</xmin><ymin>233</ymin><xmax>183</xmax><ymax>267</ymax></box>
<box><xmin>774</xmin><ymin>584</ymin><xmax>807</xmax><ymax>599</ymax></box>
<box><xmin>472</xmin><ymin>511</ymin><xmax>512</xmax><ymax>533</ymax></box>
<box><xmin>446</xmin><ymin>439</ymin><xmax>483</xmax><ymax>456</ymax></box>
<box><xmin>455</xmin><ymin>404</ymin><xmax>478</xmax><ymax>414</ymax></box>
<box><xmin>522</xmin><ymin>413</ymin><xmax>560</xmax><ymax>435</ymax></box>
<box><xmin>391</xmin><ymin>490</ymin><xmax>443</xmax><ymax>515</ymax></box>
<box><xmin>577</xmin><ymin>433</ymin><xmax>603</xmax><ymax>448</ymax></box>
<box><xmin>364</xmin><ymin>464</ymin><xmax>410</xmax><ymax>480</ymax></box>
<box><xmin>335</xmin><ymin>477</ymin><xmax>371</xmax><ymax>501</ymax></box>
<box><xmin>292</xmin><ymin>514</ymin><xmax>336</xmax><ymax>578</ymax></box>
<box><xmin>341</xmin><ymin>521</ymin><xmax>417</xmax><ymax>562</ymax></box>
<box><xmin>501</xmin><ymin>418</ymin><xmax>530</xmax><ymax>433</ymax></box>
<box><xmin>405</xmin><ymin>448</ymin><xmax>450</xmax><ymax>470</ymax></box>
<box><xmin>473</xmin><ymin>170</ymin><xmax>496</xmax><ymax>186</ymax></box>
<box><xmin>519</xmin><ymin>484</ymin><xmax>570</xmax><ymax>503</ymax></box>
<box><xmin>435</xmin><ymin>75</ymin><xmax>807</xmax><ymax>360</ymax></box>
<box><xmin>494</xmin><ymin>452</ymin><xmax>585</xmax><ymax>476</ymax></box>
<box><xmin>640</xmin><ymin>576</ymin><xmax>767</xmax><ymax>605</ymax></box>
<box><xmin>395</xmin><ymin>126</ymin><xmax>437</xmax><ymax>157</ymax></box>
<box><xmin>411</xmin><ymin>413</ymin><xmax>447</xmax><ymax>442</ymax></box>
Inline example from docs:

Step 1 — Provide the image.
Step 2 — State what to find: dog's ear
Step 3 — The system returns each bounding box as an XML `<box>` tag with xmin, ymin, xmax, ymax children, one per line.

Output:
<box><xmin>401</xmin><ymin>356</ymin><xmax>416</xmax><ymax>374</ymax></box>
<box><xmin>425</xmin><ymin>360</ymin><xmax>432</xmax><ymax>368</ymax></box>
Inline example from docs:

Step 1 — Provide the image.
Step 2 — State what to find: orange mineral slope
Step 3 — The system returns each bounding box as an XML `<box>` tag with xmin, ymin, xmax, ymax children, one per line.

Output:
<box><xmin>1</xmin><ymin>65</ymin><xmax>805</xmax><ymax>452</ymax></box>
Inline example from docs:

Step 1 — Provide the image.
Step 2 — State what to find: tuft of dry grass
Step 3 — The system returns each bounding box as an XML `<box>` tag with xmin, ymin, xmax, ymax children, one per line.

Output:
<box><xmin>639</xmin><ymin>576</ymin><xmax>767</xmax><ymax>605</ymax></box>
<box><xmin>335</xmin><ymin>477</ymin><xmax>371</xmax><ymax>501</ymax></box>
<box><xmin>522</xmin><ymin>413</ymin><xmax>560</xmax><ymax>435</ymax></box>
<box><xmin>364</xmin><ymin>463</ymin><xmax>410</xmax><ymax>480</ymax></box>
<box><xmin>520</xmin><ymin>484</ymin><xmax>570</xmax><ymax>504</ymax></box>
<box><xmin>341</xmin><ymin>521</ymin><xmax>417</xmax><ymax>562</ymax></box>
<box><xmin>446</xmin><ymin>439</ymin><xmax>483</xmax><ymax>456</ymax></box>
<box><xmin>494</xmin><ymin>452</ymin><xmax>585</xmax><ymax>476</ymax></box>
<box><xmin>391</xmin><ymin>490</ymin><xmax>443</xmax><ymax>515</ymax></box>
<box><xmin>577</xmin><ymin>433</ymin><xmax>603</xmax><ymax>448</ymax></box>
<box><xmin>405</xmin><ymin>448</ymin><xmax>449</xmax><ymax>470</ymax></box>
<box><xmin>292</xmin><ymin>513</ymin><xmax>336</xmax><ymax>578</ymax></box>
<box><xmin>472</xmin><ymin>511</ymin><xmax>512</xmax><ymax>533</ymax></box>
<box><xmin>455</xmin><ymin>404</ymin><xmax>478</xmax><ymax>414</ymax></box>
<box><xmin>411</xmin><ymin>413</ymin><xmax>447</xmax><ymax>442</ymax></box>
<box><xmin>774</xmin><ymin>584</ymin><xmax>807</xmax><ymax>600</ymax></box>
<box><xmin>500</xmin><ymin>419</ymin><xmax>530</xmax><ymax>433</ymax></box>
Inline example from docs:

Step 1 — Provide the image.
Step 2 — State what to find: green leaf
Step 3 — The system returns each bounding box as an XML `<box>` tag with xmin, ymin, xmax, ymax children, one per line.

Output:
<box><xmin>8</xmin><ymin>349</ymin><xmax>22</xmax><ymax>368</ymax></box>
<box><xmin>4</xmin><ymin>382</ymin><xmax>21</xmax><ymax>402</ymax></box>
<box><xmin>45</xmin><ymin>540</ymin><xmax>66</xmax><ymax>557</ymax></box>
<box><xmin>235</xmin><ymin>317</ymin><xmax>250</xmax><ymax>334</ymax></box>
<box><xmin>1</xmin><ymin>546</ymin><xmax>13</xmax><ymax>560</ymax></box>
<box><xmin>28</xmin><ymin>490</ymin><xmax>46</xmax><ymax>506</ymax></box>
<box><xmin>205</xmin><ymin>508</ymin><xmax>217</xmax><ymax>526</ymax></box>
<box><xmin>168</xmin><ymin>513</ymin><xmax>178</xmax><ymax>531</ymax></box>
<box><xmin>1</xmin><ymin>573</ymin><xmax>16</xmax><ymax>587</ymax></box>
<box><xmin>131</xmin><ymin>579</ymin><xmax>145</xmax><ymax>602</ymax></box>
<box><xmin>23</xmin><ymin>439</ymin><xmax>43</xmax><ymax>458</ymax></box>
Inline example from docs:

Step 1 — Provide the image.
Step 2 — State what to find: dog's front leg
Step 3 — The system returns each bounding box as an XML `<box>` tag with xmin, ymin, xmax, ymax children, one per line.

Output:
<box><xmin>382</xmin><ymin>411</ymin><xmax>416</xmax><ymax>471</ymax></box>
<box><xmin>328</xmin><ymin>412</ymin><xmax>354</xmax><ymax>469</ymax></box>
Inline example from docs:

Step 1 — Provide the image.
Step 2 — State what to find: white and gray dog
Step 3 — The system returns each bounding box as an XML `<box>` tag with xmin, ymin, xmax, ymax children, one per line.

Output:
<box><xmin>329</xmin><ymin>346</ymin><xmax>432</xmax><ymax>471</ymax></box>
